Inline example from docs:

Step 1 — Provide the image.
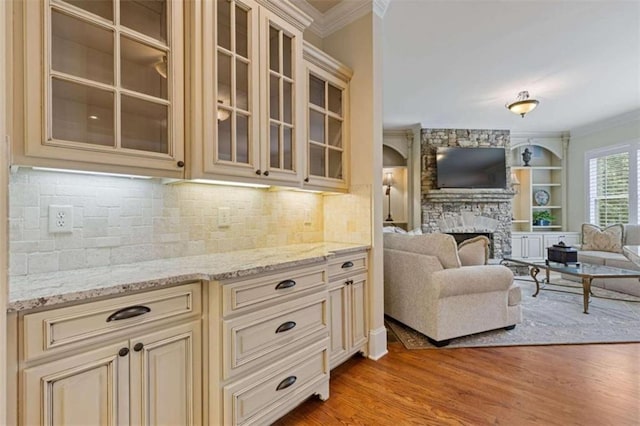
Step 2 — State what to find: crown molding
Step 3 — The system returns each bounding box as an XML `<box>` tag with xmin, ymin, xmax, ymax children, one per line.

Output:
<box><xmin>511</xmin><ymin>131</ymin><xmax>569</xmax><ymax>141</ymax></box>
<box><xmin>303</xmin><ymin>41</ymin><xmax>353</xmax><ymax>81</ymax></box>
<box><xmin>295</xmin><ymin>0</ymin><xmax>392</xmax><ymax>38</ymax></box>
<box><xmin>569</xmin><ymin>108</ymin><xmax>640</xmax><ymax>138</ymax></box>
<box><xmin>255</xmin><ymin>0</ymin><xmax>313</xmax><ymax>31</ymax></box>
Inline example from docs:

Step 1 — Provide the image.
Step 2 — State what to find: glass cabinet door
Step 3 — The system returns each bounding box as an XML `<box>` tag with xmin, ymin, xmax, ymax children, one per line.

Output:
<box><xmin>47</xmin><ymin>0</ymin><xmax>176</xmax><ymax>158</ymax></box>
<box><xmin>307</xmin><ymin>72</ymin><xmax>346</xmax><ymax>181</ymax></box>
<box><xmin>215</xmin><ymin>0</ymin><xmax>256</xmax><ymax>167</ymax></box>
<box><xmin>266</xmin><ymin>21</ymin><xmax>296</xmax><ymax>174</ymax></box>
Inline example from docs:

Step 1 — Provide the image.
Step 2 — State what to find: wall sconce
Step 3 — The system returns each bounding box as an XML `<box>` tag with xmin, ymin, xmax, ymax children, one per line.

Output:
<box><xmin>383</xmin><ymin>172</ymin><xmax>394</xmax><ymax>222</ymax></box>
<box><xmin>506</xmin><ymin>91</ymin><xmax>539</xmax><ymax>117</ymax></box>
<box><xmin>511</xmin><ymin>171</ymin><xmax>520</xmax><ymax>194</ymax></box>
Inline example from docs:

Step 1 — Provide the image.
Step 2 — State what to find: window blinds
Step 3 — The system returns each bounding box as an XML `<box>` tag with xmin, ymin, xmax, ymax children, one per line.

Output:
<box><xmin>588</xmin><ymin>152</ymin><xmax>629</xmax><ymax>226</ymax></box>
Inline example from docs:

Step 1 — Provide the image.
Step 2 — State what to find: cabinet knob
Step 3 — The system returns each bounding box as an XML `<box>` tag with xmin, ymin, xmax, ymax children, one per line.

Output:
<box><xmin>304</xmin><ymin>177</ymin><xmax>309</xmax><ymax>183</ymax></box>
<box><xmin>177</xmin><ymin>161</ymin><xmax>185</xmax><ymax>168</ymax></box>
<box><xmin>255</xmin><ymin>169</ymin><xmax>261</xmax><ymax>175</ymax></box>
<box><xmin>263</xmin><ymin>171</ymin><xmax>269</xmax><ymax>176</ymax></box>
<box><xmin>133</xmin><ymin>342</ymin><xmax>144</xmax><ymax>352</ymax></box>
<box><xmin>118</xmin><ymin>347</ymin><xmax>130</xmax><ymax>357</ymax></box>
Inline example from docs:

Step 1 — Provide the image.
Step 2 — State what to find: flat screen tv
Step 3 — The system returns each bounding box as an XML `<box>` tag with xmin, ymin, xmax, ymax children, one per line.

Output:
<box><xmin>436</xmin><ymin>147</ymin><xmax>507</xmax><ymax>189</ymax></box>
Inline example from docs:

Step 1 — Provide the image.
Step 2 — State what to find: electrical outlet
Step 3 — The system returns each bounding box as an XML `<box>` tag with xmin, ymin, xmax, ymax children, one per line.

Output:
<box><xmin>49</xmin><ymin>205</ymin><xmax>73</xmax><ymax>233</ymax></box>
<box><xmin>218</xmin><ymin>207</ymin><xmax>231</xmax><ymax>227</ymax></box>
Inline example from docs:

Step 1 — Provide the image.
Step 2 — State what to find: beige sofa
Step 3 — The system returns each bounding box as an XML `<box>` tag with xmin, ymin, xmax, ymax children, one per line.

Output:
<box><xmin>569</xmin><ymin>224</ymin><xmax>640</xmax><ymax>297</ymax></box>
<box><xmin>384</xmin><ymin>233</ymin><xmax>522</xmax><ymax>346</ymax></box>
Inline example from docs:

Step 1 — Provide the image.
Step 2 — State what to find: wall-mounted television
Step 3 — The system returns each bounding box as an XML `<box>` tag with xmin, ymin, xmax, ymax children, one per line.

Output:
<box><xmin>436</xmin><ymin>147</ymin><xmax>507</xmax><ymax>189</ymax></box>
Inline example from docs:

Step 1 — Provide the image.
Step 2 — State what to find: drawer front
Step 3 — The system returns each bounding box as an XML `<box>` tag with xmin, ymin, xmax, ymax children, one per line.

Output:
<box><xmin>23</xmin><ymin>283</ymin><xmax>201</xmax><ymax>361</ymax></box>
<box><xmin>222</xmin><ymin>264</ymin><xmax>327</xmax><ymax>315</ymax></box>
<box><xmin>328</xmin><ymin>251</ymin><xmax>367</xmax><ymax>279</ymax></box>
<box><xmin>223</xmin><ymin>293</ymin><xmax>327</xmax><ymax>379</ymax></box>
<box><xmin>224</xmin><ymin>341</ymin><xmax>329</xmax><ymax>425</ymax></box>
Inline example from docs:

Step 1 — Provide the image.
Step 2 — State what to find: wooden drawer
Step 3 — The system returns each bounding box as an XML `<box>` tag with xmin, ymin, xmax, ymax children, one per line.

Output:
<box><xmin>223</xmin><ymin>340</ymin><xmax>329</xmax><ymax>425</ymax></box>
<box><xmin>222</xmin><ymin>263</ymin><xmax>327</xmax><ymax>316</ymax></box>
<box><xmin>22</xmin><ymin>283</ymin><xmax>201</xmax><ymax>361</ymax></box>
<box><xmin>223</xmin><ymin>292</ymin><xmax>327</xmax><ymax>380</ymax></box>
<box><xmin>328</xmin><ymin>251</ymin><xmax>368</xmax><ymax>279</ymax></box>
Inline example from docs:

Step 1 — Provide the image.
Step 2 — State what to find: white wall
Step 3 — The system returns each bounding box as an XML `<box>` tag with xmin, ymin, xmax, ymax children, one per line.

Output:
<box><xmin>322</xmin><ymin>12</ymin><xmax>387</xmax><ymax>359</ymax></box>
<box><xmin>567</xmin><ymin>112</ymin><xmax>640</xmax><ymax>231</ymax></box>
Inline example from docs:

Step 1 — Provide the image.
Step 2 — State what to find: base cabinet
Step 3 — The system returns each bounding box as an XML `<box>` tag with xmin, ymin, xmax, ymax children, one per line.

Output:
<box><xmin>328</xmin><ymin>250</ymin><xmax>368</xmax><ymax>368</ymax></box>
<box><xmin>511</xmin><ymin>232</ymin><xmax>580</xmax><ymax>260</ymax></box>
<box><xmin>14</xmin><ymin>284</ymin><xmax>203</xmax><ymax>426</ymax></box>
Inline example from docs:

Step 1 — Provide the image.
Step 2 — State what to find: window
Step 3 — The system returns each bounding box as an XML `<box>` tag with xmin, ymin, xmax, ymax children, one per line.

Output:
<box><xmin>586</xmin><ymin>143</ymin><xmax>639</xmax><ymax>226</ymax></box>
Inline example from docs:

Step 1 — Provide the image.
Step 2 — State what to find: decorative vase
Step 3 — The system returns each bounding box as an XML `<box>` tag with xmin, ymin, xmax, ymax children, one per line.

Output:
<box><xmin>522</xmin><ymin>148</ymin><xmax>532</xmax><ymax>166</ymax></box>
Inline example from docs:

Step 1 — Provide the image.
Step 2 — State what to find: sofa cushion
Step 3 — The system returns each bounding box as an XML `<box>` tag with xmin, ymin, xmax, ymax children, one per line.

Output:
<box><xmin>623</xmin><ymin>224</ymin><xmax>640</xmax><ymax>245</ymax></box>
<box><xmin>457</xmin><ymin>236</ymin><xmax>489</xmax><ymax>266</ymax></box>
<box><xmin>384</xmin><ymin>233</ymin><xmax>461</xmax><ymax>269</ymax></box>
<box><xmin>581</xmin><ymin>224</ymin><xmax>623</xmax><ymax>253</ymax></box>
<box><xmin>604</xmin><ymin>257</ymin><xmax>640</xmax><ymax>271</ymax></box>
<box><xmin>577</xmin><ymin>251</ymin><xmax>620</xmax><ymax>265</ymax></box>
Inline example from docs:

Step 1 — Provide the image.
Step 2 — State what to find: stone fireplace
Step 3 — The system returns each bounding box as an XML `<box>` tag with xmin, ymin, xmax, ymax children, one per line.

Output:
<box><xmin>421</xmin><ymin>129</ymin><xmax>515</xmax><ymax>258</ymax></box>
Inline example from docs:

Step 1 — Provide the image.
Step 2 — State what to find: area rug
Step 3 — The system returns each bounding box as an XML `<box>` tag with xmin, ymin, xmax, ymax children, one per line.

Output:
<box><xmin>385</xmin><ymin>279</ymin><xmax>640</xmax><ymax>349</ymax></box>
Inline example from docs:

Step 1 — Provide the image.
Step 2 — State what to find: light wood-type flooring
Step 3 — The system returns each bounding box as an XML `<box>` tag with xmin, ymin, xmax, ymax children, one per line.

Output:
<box><xmin>275</xmin><ymin>340</ymin><xmax>640</xmax><ymax>425</ymax></box>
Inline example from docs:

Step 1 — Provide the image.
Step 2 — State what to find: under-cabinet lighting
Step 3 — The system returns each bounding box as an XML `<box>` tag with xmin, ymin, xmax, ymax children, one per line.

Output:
<box><xmin>32</xmin><ymin>167</ymin><xmax>153</xmax><ymax>179</ymax></box>
<box><xmin>191</xmin><ymin>179</ymin><xmax>270</xmax><ymax>188</ymax></box>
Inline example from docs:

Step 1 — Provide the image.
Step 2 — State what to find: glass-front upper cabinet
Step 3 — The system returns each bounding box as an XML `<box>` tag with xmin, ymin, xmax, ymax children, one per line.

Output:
<box><xmin>303</xmin><ymin>42</ymin><xmax>352</xmax><ymax>191</ymax></box>
<box><xmin>191</xmin><ymin>0</ymin><xmax>309</xmax><ymax>185</ymax></box>
<box><xmin>17</xmin><ymin>0</ymin><xmax>184</xmax><ymax>177</ymax></box>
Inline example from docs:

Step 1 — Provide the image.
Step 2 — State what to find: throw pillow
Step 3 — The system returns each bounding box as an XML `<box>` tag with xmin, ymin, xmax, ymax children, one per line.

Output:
<box><xmin>457</xmin><ymin>236</ymin><xmax>490</xmax><ymax>266</ymax></box>
<box><xmin>581</xmin><ymin>224</ymin><xmax>624</xmax><ymax>253</ymax></box>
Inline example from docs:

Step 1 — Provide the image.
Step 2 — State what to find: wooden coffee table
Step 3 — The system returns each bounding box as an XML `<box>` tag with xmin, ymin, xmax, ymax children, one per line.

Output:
<box><xmin>503</xmin><ymin>258</ymin><xmax>640</xmax><ymax>314</ymax></box>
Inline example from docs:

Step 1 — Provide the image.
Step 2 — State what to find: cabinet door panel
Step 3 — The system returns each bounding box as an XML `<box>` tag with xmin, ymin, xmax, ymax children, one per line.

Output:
<box><xmin>350</xmin><ymin>276</ymin><xmax>367</xmax><ymax>349</ymax></box>
<box><xmin>130</xmin><ymin>321</ymin><xmax>202</xmax><ymax>426</ymax></box>
<box><xmin>328</xmin><ymin>285</ymin><xmax>348</xmax><ymax>366</ymax></box>
<box><xmin>527</xmin><ymin>235</ymin><xmax>544</xmax><ymax>259</ymax></box>
<box><xmin>23</xmin><ymin>341</ymin><xmax>129</xmax><ymax>426</ymax></box>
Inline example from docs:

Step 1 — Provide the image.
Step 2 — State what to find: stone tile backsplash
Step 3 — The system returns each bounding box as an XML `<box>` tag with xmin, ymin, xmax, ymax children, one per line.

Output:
<box><xmin>9</xmin><ymin>169</ymin><xmax>326</xmax><ymax>276</ymax></box>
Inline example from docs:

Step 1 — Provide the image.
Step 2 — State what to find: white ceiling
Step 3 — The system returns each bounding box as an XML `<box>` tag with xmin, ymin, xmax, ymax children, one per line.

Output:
<box><xmin>382</xmin><ymin>0</ymin><xmax>640</xmax><ymax>132</ymax></box>
<box><xmin>306</xmin><ymin>0</ymin><xmax>342</xmax><ymax>14</ymax></box>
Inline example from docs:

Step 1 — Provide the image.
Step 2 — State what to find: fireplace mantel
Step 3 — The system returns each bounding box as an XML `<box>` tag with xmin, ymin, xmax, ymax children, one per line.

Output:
<box><xmin>424</xmin><ymin>189</ymin><xmax>516</xmax><ymax>203</ymax></box>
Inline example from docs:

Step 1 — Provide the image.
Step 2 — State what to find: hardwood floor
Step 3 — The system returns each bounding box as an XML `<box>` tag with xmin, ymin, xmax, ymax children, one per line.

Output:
<box><xmin>276</xmin><ymin>342</ymin><xmax>640</xmax><ymax>425</ymax></box>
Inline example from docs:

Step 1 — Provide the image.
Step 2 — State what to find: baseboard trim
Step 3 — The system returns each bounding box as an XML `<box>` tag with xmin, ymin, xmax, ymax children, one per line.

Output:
<box><xmin>367</xmin><ymin>326</ymin><xmax>388</xmax><ymax>360</ymax></box>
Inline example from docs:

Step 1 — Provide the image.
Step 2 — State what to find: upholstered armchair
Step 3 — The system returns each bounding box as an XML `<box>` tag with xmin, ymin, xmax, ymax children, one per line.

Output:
<box><xmin>384</xmin><ymin>233</ymin><xmax>522</xmax><ymax>346</ymax></box>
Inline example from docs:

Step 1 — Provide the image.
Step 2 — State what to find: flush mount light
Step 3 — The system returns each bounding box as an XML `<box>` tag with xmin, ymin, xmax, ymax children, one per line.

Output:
<box><xmin>506</xmin><ymin>91</ymin><xmax>539</xmax><ymax>118</ymax></box>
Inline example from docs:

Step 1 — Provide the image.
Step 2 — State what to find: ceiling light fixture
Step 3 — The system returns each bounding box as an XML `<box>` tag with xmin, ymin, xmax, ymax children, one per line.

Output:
<box><xmin>506</xmin><ymin>91</ymin><xmax>539</xmax><ymax>118</ymax></box>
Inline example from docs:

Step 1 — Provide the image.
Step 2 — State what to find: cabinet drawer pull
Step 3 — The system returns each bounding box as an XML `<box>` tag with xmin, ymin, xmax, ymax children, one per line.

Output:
<box><xmin>275</xmin><ymin>321</ymin><xmax>296</xmax><ymax>334</ymax></box>
<box><xmin>275</xmin><ymin>279</ymin><xmax>296</xmax><ymax>290</ymax></box>
<box><xmin>341</xmin><ymin>261</ymin><xmax>354</xmax><ymax>269</ymax></box>
<box><xmin>276</xmin><ymin>376</ymin><xmax>297</xmax><ymax>391</ymax></box>
<box><xmin>106</xmin><ymin>305</ymin><xmax>151</xmax><ymax>322</ymax></box>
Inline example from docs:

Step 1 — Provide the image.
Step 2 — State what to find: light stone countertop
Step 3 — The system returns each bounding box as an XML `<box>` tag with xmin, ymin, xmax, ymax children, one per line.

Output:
<box><xmin>8</xmin><ymin>242</ymin><xmax>369</xmax><ymax>312</ymax></box>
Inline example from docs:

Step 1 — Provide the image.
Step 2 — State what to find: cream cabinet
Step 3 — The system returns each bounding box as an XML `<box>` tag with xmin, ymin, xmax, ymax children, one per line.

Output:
<box><xmin>303</xmin><ymin>42</ymin><xmax>352</xmax><ymax>192</ymax></box>
<box><xmin>511</xmin><ymin>231</ymin><xmax>580</xmax><ymax>260</ymax></box>
<box><xmin>212</xmin><ymin>262</ymin><xmax>330</xmax><ymax>425</ymax></box>
<box><xmin>511</xmin><ymin>233</ymin><xmax>544</xmax><ymax>260</ymax></box>
<box><xmin>13</xmin><ymin>283</ymin><xmax>203</xmax><ymax>426</ymax></box>
<box><xmin>327</xmin><ymin>250</ymin><xmax>368</xmax><ymax>368</ymax></box>
<box><xmin>189</xmin><ymin>0</ymin><xmax>311</xmax><ymax>186</ymax></box>
<box><xmin>13</xmin><ymin>0</ymin><xmax>185</xmax><ymax>177</ymax></box>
